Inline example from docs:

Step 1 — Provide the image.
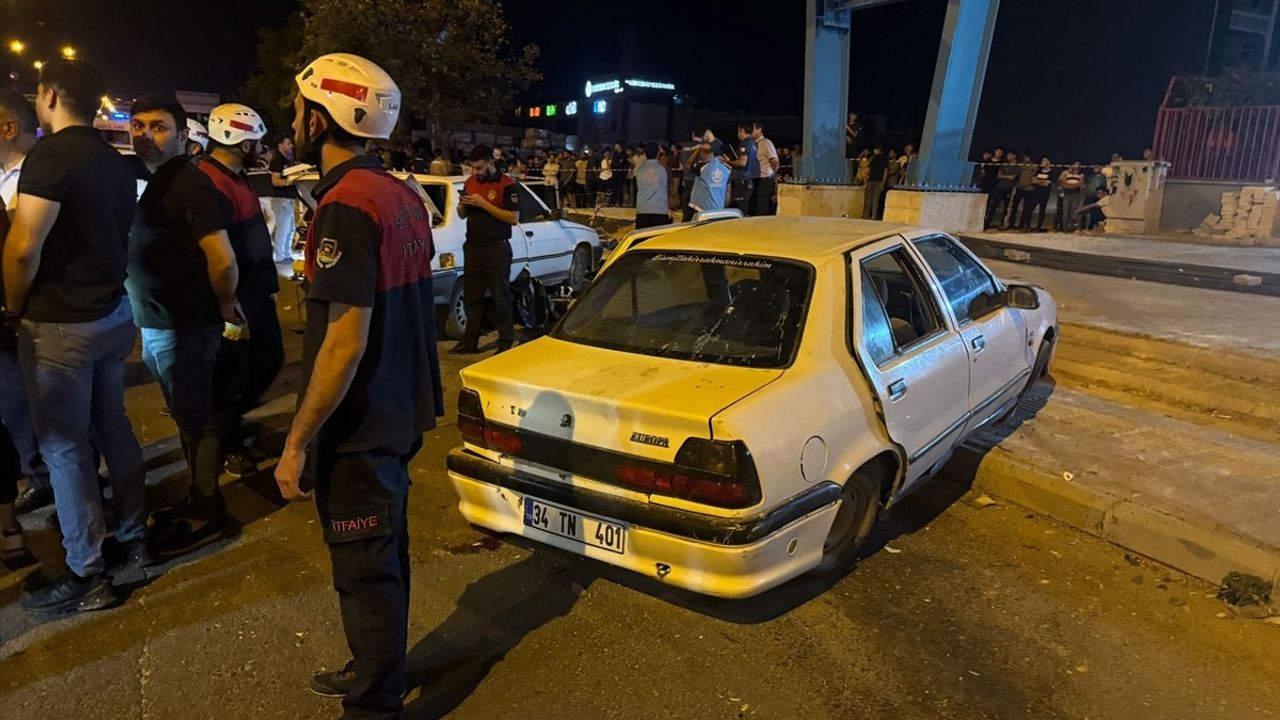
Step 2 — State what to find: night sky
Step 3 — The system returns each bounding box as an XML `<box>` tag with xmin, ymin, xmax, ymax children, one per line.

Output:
<box><xmin>3</xmin><ymin>0</ymin><xmax>1218</xmax><ymax>162</ymax></box>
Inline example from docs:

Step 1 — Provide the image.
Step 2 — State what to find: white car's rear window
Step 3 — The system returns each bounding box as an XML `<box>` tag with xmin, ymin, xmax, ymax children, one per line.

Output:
<box><xmin>553</xmin><ymin>251</ymin><xmax>812</xmax><ymax>368</ymax></box>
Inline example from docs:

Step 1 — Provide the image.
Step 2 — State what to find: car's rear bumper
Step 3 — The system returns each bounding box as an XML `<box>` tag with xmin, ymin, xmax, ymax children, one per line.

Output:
<box><xmin>446</xmin><ymin>448</ymin><xmax>841</xmax><ymax>599</ymax></box>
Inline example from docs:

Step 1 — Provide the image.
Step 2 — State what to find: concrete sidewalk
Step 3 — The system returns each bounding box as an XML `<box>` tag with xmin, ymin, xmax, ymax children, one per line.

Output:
<box><xmin>969</xmin><ymin>230</ymin><xmax>1280</xmax><ymax>274</ymax></box>
<box><xmin>947</xmin><ymin>379</ymin><xmax>1280</xmax><ymax>590</ymax></box>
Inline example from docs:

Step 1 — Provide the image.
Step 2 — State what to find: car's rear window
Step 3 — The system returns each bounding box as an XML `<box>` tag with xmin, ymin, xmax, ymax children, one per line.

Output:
<box><xmin>552</xmin><ymin>251</ymin><xmax>812</xmax><ymax>368</ymax></box>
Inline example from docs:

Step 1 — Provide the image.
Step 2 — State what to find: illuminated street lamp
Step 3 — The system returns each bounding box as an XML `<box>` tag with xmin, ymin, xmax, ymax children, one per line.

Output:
<box><xmin>61</xmin><ymin>46</ymin><xmax>77</xmax><ymax>60</ymax></box>
<box><xmin>8</xmin><ymin>40</ymin><xmax>25</xmax><ymax>55</ymax></box>
<box><xmin>33</xmin><ymin>60</ymin><xmax>44</xmax><ymax>71</ymax></box>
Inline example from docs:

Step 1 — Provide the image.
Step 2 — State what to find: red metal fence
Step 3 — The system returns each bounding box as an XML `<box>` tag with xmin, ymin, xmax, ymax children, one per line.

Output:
<box><xmin>1153</xmin><ymin>103</ymin><xmax>1280</xmax><ymax>183</ymax></box>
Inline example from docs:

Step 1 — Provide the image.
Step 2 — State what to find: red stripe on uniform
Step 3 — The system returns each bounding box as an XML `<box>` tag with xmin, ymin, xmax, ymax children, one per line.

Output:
<box><xmin>319</xmin><ymin>78</ymin><xmax>369</xmax><ymax>102</ymax></box>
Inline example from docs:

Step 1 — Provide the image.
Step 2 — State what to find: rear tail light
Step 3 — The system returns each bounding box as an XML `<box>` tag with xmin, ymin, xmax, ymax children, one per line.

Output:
<box><xmin>458</xmin><ymin>388</ymin><xmax>758</xmax><ymax>508</ymax></box>
<box><xmin>458</xmin><ymin>388</ymin><xmax>524</xmax><ymax>456</ymax></box>
<box><xmin>616</xmin><ymin>439</ymin><xmax>758</xmax><ymax>508</ymax></box>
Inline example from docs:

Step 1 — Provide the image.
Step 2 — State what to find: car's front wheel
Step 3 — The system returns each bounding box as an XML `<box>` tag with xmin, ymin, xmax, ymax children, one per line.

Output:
<box><xmin>444</xmin><ymin>280</ymin><xmax>468</xmax><ymax>340</ymax></box>
<box><xmin>568</xmin><ymin>244</ymin><xmax>592</xmax><ymax>292</ymax></box>
<box><xmin>813</xmin><ymin>464</ymin><xmax>885</xmax><ymax>575</ymax></box>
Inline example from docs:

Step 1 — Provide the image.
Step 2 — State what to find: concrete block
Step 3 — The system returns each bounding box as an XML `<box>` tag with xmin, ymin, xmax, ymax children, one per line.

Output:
<box><xmin>1003</xmin><ymin>249</ymin><xmax>1031</xmax><ymax>262</ymax></box>
<box><xmin>778</xmin><ymin>183</ymin><xmax>867</xmax><ymax>219</ymax></box>
<box><xmin>1233</xmin><ymin>274</ymin><xmax>1263</xmax><ymax>286</ymax></box>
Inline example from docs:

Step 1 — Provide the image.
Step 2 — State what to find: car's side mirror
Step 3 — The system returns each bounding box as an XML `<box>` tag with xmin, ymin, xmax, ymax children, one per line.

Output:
<box><xmin>1006</xmin><ymin>285</ymin><xmax>1040</xmax><ymax>310</ymax></box>
<box><xmin>549</xmin><ymin>208</ymin><xmax>564</xmax><ymax>221</ymax></box>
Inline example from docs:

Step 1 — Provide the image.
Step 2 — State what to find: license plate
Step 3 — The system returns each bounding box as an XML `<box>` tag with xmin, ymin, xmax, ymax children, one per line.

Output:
<box><xmin>523</xmin><ymin>498</ymin><xmax>626</xmax><ymax>554</ymax></box>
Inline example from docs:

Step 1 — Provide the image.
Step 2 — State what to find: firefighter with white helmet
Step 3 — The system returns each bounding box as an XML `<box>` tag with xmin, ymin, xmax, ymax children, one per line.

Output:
<box><xmin>197</xmin><ymin>103</ymin><xmax>285</xmax><ymax>482</ymax></box>
<box><xmin>276</xmin><ymin>53</ymin><xmax>443</xmax><ymax>716</ymax></box>
<box><xmin>185</xmin><ymin>118</ymin><xmax>209</xmax><ymax>156</ymax></box>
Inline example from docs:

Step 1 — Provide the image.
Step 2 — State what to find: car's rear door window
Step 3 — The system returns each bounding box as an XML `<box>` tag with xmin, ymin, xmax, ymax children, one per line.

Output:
<box><xmin>553</xmin><ymin>251</ymin><xmax>812</xmax><ymax>368</ymax></box>
<box><xmin>860</xmin><ymin>248</ymin><xmax>944</xmax><ymax>353</ymax></box>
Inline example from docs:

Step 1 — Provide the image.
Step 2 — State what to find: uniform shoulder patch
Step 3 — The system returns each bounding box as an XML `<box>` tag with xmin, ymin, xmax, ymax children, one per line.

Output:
<box><xmin>316</xmin><ymin>237</ymin><xmax>343</xmax><ymax>269</ymax></box>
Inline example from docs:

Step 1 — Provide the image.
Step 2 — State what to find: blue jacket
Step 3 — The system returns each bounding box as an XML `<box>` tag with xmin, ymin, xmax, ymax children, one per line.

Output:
<box><xmin>690</xmin><ymin>158</ymin><xmax>730</xmax><ymax>212</ymax></box>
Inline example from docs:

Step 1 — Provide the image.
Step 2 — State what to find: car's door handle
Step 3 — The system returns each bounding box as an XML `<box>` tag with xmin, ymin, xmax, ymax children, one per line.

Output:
<box><xmin>524</xmin><ymin>230</ymin><xmax>534</xmax><ymax>238</ymax></box>
<box><xmin>888</xmin><ymin>379</ymin><xmax>907</xmax><ymax>400</ymax></box>
<box><xmin>972</xmin><ymin>335</ymin><xmax>986</xmax><ymax>353</ymax></box>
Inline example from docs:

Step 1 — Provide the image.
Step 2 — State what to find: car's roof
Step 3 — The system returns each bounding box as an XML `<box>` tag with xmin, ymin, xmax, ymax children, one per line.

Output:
<box><xmin>635</xmin><ymin>216</ymin><xmax>919</xmax><ymax>263</ymax></box>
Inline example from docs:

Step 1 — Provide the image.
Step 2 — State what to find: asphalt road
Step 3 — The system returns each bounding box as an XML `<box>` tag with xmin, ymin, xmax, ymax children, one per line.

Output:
<box><xmin>2</xmin><ymin>332</ymin><xmax>1277</xmax><ymax>720</ymax></box>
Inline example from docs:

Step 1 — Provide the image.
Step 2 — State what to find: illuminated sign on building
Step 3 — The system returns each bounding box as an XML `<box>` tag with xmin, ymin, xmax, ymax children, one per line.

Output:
<box><xmin>529</xmin><ymin>106</ymin><xmax>541</xmax><ymax>117</ymax></box>
<box><xmin>584</xmin><ymin>79</ymin><xmax>620</xmax><ymax>97</ymax></box>
<box><xmin>545</xmin><ymin>104</ymin><xmax>557</xmax><ymax>117</ymax></box>
<box><xmin>624</xmin><ymin>79</ymin><xmax>675</xmax><ymax>91</ymax></box>
<box><xmin>565</xmin><ymin>101</ymin><xmax>578</xmax><ymax>116</ymax></box>
<box><xmin>593</xmin><ymin>100</ymin><xmax>608</xmax><ymax>114</ymax></box>
<box><xmin>585</xmin><ymin>78</ymin><xmax>676</xmax><ymax>97</ymax></box>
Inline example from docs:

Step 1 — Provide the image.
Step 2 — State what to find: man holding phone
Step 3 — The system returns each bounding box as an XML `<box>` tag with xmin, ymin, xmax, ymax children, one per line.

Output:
<box><xmin>451</xmin><ymin>143</ymin><xmax>520</xmax><ymax>355</ymax></box>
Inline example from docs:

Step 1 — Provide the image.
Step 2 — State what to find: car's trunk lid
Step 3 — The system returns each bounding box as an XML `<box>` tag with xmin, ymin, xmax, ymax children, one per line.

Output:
<box><xmin>460</xmin><ymin>337</ymin><xmax>781</xmax><ymax>463</ymax></box>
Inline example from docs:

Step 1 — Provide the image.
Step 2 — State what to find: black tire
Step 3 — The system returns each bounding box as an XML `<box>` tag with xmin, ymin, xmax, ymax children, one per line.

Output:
<box><xmin>568</xmin><ymin>244</ymin><xmax>592</xmax><ymax>292</ymax></box>
<box><xmin>1020</xmin><ymin>332</ymin><xmax>1055</xmax><ymax>398</ymax></box>
<box><xmin>812</xmin><ymin>464</ymin><xmax>885</xmax><ymax>575</ymax></box>
<box><xmin>444</xmin><ymin>279</ymin><xmax>467</xmax><ymax>341</ymax></box>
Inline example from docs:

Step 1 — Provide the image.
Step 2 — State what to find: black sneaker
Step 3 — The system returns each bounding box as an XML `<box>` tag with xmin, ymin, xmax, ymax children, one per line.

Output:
<box><xmin>153</xmin><ymin>514</ymin><xmax>228</xmax><ymax>559</ymax></box>
<box><xmin>223</xmin><ymin>450</ymin><xmax>258</xmax><ymax>478</ymax></box>
<box><xmin>105</xmin><ymin>535</ymin><xmax>156</xmax><ymax>571</ymax></box>
<box><xmin>310</xmin><ymin>660</ymin><xmax>357</xmax><ymax>698</ymax></box>
<box><xmin>21</xmin><ymin>569</ymin><xmax>119</xmax><ymax>615</ymax></box>
<box><xmin>493</xmin><ymin>341</ymin><xmax>513</xmax><ymax>355</ymax></box>
<box><xmin>448</xmin><ymin>342</ymin><xmax>480</xmax><ymax>355</ymax></box>
<box><xmin>13</xmin><ymin>486</ymin><xmax>54</xmax><ymax>515</ymax></box>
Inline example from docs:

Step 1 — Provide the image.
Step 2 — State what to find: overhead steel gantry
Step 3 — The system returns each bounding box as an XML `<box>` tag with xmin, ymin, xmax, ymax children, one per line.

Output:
<box><xmin>799</xmin><ymin>0</ymin><xmax>1001</xmax><ymax>187</ymax></box>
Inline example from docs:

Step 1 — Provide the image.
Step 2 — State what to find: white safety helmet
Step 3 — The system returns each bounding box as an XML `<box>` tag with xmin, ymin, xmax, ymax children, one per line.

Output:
<box><xmin>186</xmin><ymin>119</ymin><xmax>209</xmax><ymax>150</ymax></box>
<box><xmin>208</xmin><ymin>103</ymin><xmax>267</xmax><ymax>146</ymax></box>
<box><xmin>295</xmin><ymin>53</ymin><xmax>401</xmax><ymax>140</ymax></box>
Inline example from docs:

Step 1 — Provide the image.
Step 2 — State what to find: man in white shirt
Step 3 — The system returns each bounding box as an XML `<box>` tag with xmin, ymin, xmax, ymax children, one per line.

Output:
<box><xmin>0</xmin><ymin>89</ymin><xmax>53</xmax><ymax>528</ymax></box>
<box><xmin>0</xmin><ymin>92</ymin><xmax>36</xmax><ymax>212</ymax></box>
<box><xmin>752</xmin><ymin>121</ymin><xmax>780</xmax><ymax>216</ymax></box>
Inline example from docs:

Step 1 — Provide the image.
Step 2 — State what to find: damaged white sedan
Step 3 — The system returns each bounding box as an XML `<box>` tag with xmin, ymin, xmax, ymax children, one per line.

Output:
<box><xmin>446</xmin><ymin>217</ymin><xmax>1057</xmax><ymax>599</ymax></box>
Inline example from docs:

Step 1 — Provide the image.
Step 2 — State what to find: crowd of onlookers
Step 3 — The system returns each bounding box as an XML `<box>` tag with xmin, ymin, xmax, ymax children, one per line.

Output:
<box><xmin>974</xmin><ymin>148</ymin><xmax>1153</xmax><ymax>233</ymax></box>
<box><xmin>368</xmin><ymin>121</ymin><xmax>799</xmax><ymax>222</ymax></box>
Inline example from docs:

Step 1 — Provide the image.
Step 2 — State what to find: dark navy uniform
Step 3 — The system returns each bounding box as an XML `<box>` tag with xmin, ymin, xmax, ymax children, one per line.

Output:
<box><xmin>301</xmin><ymin>155</ymin><xmax>444</xmax><ymax>718</ymax></box>
<box><xmin>460</xmin><ymin>171</ymin><xmax>520</xmax><ymax>348</ymax></box>
<box><xmin>194</xmin><ymin>156</ymin><xmax>283</xmax><ymax>453</ymax></box>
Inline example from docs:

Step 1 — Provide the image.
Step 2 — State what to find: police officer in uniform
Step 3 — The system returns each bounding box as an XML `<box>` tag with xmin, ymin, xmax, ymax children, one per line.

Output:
<box><xmin>275</xmin><ymin>53</ymin><xmax>444</xmax><ymax>719</ymax></box>
<box><xmin>449</xmin><ymin>143</ymin><xmax>520</xmax><ymax>355</ymax></box>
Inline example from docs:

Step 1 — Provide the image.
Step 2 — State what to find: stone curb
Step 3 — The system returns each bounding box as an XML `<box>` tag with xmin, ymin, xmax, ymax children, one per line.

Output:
<box><xmin>948</xmin><ymin>444</ymin><xmax>1280</xmax><ymax>590</ymax></box>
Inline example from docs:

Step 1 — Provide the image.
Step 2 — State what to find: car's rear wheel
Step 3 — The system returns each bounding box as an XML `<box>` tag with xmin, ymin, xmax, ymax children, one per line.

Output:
<box><xmin>813</xmin><ymin>464</ymin><xmax>884</xmax><ymax>575</ymax></box>
<box><xmin>445</xmin><ymin>280</ymin><xmax>467</xmax><ymax>340</ymax></box>
<box><xmin>568</xmin><ymin>244</ymin><xmax>592</xmax><ymax>292</ymax></box>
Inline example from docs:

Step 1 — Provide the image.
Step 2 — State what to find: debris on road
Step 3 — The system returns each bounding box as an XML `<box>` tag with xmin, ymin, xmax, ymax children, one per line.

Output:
<box><xmin>967</xmin><ymin>494</ymin><xmax>999</xmax><ymax>509</ymax></box>
<box><xmin>1061</xmin><ymin>471</ymin><xmax>1075</xmax><ymax>482</ymax></box>
<box><xmin>1216</xmin><ymin>572</ymin><xmax>1272</xmax><ymax>607</ymax></box>
<box><xmin>884</xmin><ymin>545</ymin><xmax>902</xmax><ymax>554</ymax></box>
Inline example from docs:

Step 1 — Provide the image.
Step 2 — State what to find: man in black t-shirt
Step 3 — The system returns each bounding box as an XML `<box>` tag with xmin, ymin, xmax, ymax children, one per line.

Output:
<box><xmin>127</xmin><ymin>96</ymin><xmax>244</xmax><ymax>559</ymax></box>
<box><xmin>451</xmin><ymin>143</ymin><xmax>521</xmax><ymax>355</ymax></box>
<box><xmin>278</xmin><ymin>53</ymin><xmax>444</xmax><ymax>716</ymax></box>
<box><xmin>265</xmin><ymin>134</ymin><xmax>299</xmax><ymax>278</ymax></box>
<box><xmin>2</xmin><ymin>59</ymin><xmax>146</xmax><ymax>615</ymax></box>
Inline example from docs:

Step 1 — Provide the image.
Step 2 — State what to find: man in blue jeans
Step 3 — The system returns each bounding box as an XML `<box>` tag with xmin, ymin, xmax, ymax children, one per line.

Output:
<box><xmin>2</xmin><ymin>59</ymin><xmax>147</xmax><ymax>615</ymax></box>
<box><xmin>127</xmin><ymin>97</ymin><xmax>246</xmax><ymax>558</ymax></box>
